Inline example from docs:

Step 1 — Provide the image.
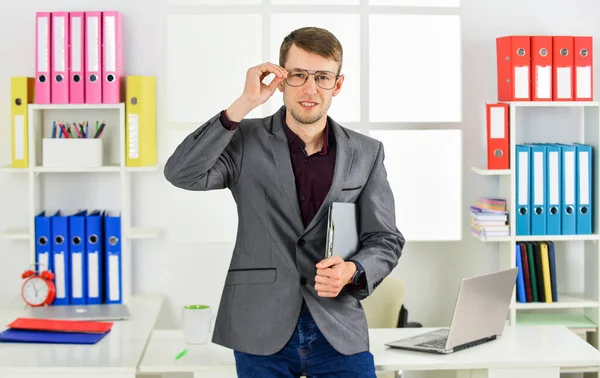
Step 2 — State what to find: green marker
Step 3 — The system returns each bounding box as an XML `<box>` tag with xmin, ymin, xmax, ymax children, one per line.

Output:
<box><xmin>175</xmin><ymin>348</ymin><xmax>188</xmax><ymax>360</ymax></box>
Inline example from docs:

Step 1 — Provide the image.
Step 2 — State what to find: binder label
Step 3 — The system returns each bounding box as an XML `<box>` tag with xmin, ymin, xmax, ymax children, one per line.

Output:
<box><xmin>87</xmin><ymin>16</ymin><xmax>99</xmax><ymax>72</ymax></box>
<box><xmin>518</xmin><ymin>151</ymin><xmax>528</xmax><ymax>205</ymax></box>
<box><xmin>39</xmin><ymin>252</ymin><xmax>49</xmax><ymax>273</ymax></box>
<box><xmin>490</xmin><ymin>107</ymin><xmax>505</xmax><ymax>138</ymax></box>
<box><xmin>55</xmin><ymin>253</ymin><xmax>66</xmax><ymax>299</ymax></box>
<box><xmin>549</xmin><ymin>151</ymin><xmax>559</xmax><ymax>204</ymax></box>
<box><xmin>128</xmin><ymin>114</ymin><xmax>139</xmax><ymax>159</ymax></box>
<box><xmin>536</xmin><ymin>66</ymin><xmax>551</xmax><ymax>99</ymax></box>
<box><xmin>105</xmin><ymin>16</ymin><xmax>116</xmax><ymax>72</ymax></box>
<box><xmin>14</xmin><ymin>115</ymin><xmax>24</xmax><ymax>160</ymax></box>
<box><xmin>534</xmin><ymin>152</ymin><xmax>544</xmax><ymax>204</ymax></box>
<box><xmin>580</xmin><ymin>151</ymin><xmax>590</xmax><ymax>204</ymax></box>
<box><xmin>53</xmin><ymin>16</ymin><xmax>65</xmax><ymax>72</ymax></box>
<box><xmin>576</xmin><ymin>66</ymin><xmax>592</xmax><ymax>99</ymax></box>
<box><xmin>565</xmin><ymin>151</ymin><xmax>575</xmax><ymax>204</ymax></box>
<box><xmin>71</xmin><ymin>18</ymin><xmax>82</xmax><ymax>72</ymax></box>
<box><xmin>557</xmin><ymin>67</ymin><xmax>572</xmax><ymax>99</ymax></box>
<box><xmin>109</xmin><ymin>254</ymin><xmax>120</xmax><ymax>301</ymax></box>
<box><xmin>37</xmin><ymin>17</ymin><xmax>49</xmax><ymax>72</ymax></box>
<box><xmin>88</xmin><ymin>251</ymin><xmax>99</xmax><ymax>298</ymax></box>
<box><xmin>72</xmin><ymin>253</ymin><xmax>83</xmax><ymax>299</ymax></box>
<box><xmin>514</xmin><ymin>66</ymin><xmax>529</xmax><ymax>99</ymax></box>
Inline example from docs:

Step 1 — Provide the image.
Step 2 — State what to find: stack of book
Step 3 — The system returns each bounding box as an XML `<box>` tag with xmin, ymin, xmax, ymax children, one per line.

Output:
<box><xmin>470</xmin><ymin>197</ymin><xmax>509</xmax><ymax>237</ymax></box>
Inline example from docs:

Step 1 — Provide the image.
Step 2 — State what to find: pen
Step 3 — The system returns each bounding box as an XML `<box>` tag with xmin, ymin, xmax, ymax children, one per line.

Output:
<box><xmin>85</xmin><ymin>122</ymin><xmax>89</xmax><ymax>138</ymax></box>
<box><xmin>73</xmin><ymin>122</ymin><xmax>83</xmax><ymax>138</ymax></box>
<box><xmin>174</xmin><ymin>348</ymin><xmax>187</xmax><ymax>360</ymax></box>
<box><xmin>52</xmin><ymin>122</ymin><xmax>57</xmax><ymax>138</ymax></box>
<box><xmin>60</xmin><ymin>123</ymin><xmax>69</xmax><ymax>138</ymax></box>
<box><xmin>94</xmin><ymin>122</ymin><xmax>106</xmax><ymax>138</ymax></box>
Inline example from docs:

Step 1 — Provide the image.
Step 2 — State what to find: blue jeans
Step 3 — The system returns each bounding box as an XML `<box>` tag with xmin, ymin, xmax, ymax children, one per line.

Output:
<box><xmin>234</xmin><ymin>302</ymin><xmax>377</xmax><ymax>378</ymax></box>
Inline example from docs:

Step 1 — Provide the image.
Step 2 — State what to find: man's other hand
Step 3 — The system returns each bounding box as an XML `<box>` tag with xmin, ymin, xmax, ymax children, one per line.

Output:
<box><xmin>314</xmin><ymin>256</ymin><xmax>357</xmax><ymax>297</ymax></box>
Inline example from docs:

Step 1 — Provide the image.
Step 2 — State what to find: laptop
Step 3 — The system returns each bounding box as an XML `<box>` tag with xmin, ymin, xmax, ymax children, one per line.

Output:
<box><xmin>385</xmin><ymin>267</ymin><xmax>518</xmax><ymax>354</ymax></box>
<box><xmin>25</xmin><ymin>303</ymin><xmax>131</xmax><ymax>321</ymax></box>
<box><xmin>325</xmin><ymin>202</ymin><xmax>360</xmax><ymax>260</ymax></box>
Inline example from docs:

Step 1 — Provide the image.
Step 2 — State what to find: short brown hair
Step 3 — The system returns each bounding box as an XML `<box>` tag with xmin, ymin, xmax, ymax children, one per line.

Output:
<box><xmin>279</xmin><ymin>27</ymin><xmax>343</xmax><ymax>74</ymax></box>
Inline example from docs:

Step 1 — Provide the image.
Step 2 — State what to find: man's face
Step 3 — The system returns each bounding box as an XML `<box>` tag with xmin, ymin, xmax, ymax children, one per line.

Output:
<box><xmin>279</xmin><ymin>44</ymin><xmax>344</xmax><ymax>126</ymax></box>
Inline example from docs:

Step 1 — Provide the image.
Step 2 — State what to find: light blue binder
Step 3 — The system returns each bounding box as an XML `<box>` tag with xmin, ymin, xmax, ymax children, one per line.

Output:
<box><xmin>575</xmin><ymin>143</ymin><xmax>593</xmax><ymax>234</ymax></box>
<box><xmin>105</xmin><ymin>213</ymin><xmax>122</xmax><ymax>304</ymax></box>
<box><xmin>559</xmin><ymin>144</ymin><xmax>577</xmax><ymax>235</ymax></box>
<box><xmin>529</xmin><ymin>144</ymin><xmax>547</xmax><ymax>235</ymax></box>
<box><xmin>69</xmin><ymin>210</ymin><xmax>87</xmax><ymax>305</ymax></box>
<box><xmin>516</xmin><ymin>144</ymin><xmax>531</xmax><ymax>235</ymax></box>
<box><xmin>86</xmin><ymin>210</ymin><xmax>104</xmax><ymax>305</ymax></box>
<box><xmin>545</xmin><ymin>144</ymin><xmax>562</xmax><ymax>235</ymax></box>
<box><xmin>34</xmin><ymin>211</ymin><xmax>52</xmax><ymax>274</ymax></box>
<box><xmin>51</xmin><ymin>211</ymin><xmax>70</xmax><ymax>306</ymax></box>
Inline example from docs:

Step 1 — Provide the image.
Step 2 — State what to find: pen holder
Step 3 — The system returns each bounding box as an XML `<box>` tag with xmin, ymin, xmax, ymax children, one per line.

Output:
<box><xmin>42</xmin><ymin>138</ymin><xmax>104</xmax><ymax>168</ymax></box>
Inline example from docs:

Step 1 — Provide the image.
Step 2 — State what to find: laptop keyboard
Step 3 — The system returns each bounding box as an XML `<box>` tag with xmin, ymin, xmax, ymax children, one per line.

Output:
<box><xmin>415</xmin><ymin>336</ymin><xmax>447</xmax><ymax>349</ymax></box>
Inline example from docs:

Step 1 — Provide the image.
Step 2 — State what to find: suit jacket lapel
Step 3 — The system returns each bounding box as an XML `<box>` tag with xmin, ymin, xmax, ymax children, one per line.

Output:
<box><xmin>268</xmin><ymin>107</ymin><xmax>304</xmax><ymax>233</ymax></box>
<box><xmin>302</xmin><ymin>118</ymin><xmax>354</xmax><ymax>236</ymax></box>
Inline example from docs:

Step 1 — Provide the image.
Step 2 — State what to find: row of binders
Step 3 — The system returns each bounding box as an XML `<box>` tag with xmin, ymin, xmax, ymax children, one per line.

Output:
<box><xmin>497</xmin><ymin>35</ymin><xmax>593</xmax><ymax>102</ymax></box>
<box><xmin>35</xmin><ymin>210</ymin><xmax>122</xmax><ymax>306</ymax></box>
<box><xmin>36</xmin><ymin>11</ymin><xmax>124</xmax><ymax>104</ymax></box>
<box><xmin>515</xmin><ymin>241</ymin><xmax>557</xmax><ymax>303</ymax></box>
<box><xmin>516</xmin><ymin>143</ymin><xmax>592</xmax><ymax>236</ymax></box>
<box><xmin>10</xmin><ymin>75</ymin><xmax>157</xmax><ymax>169</ymax></box>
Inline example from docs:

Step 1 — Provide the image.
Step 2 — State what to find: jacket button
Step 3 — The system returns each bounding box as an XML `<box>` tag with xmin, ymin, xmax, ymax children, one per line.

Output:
<box><xmin>297</xmin><ymin>238</ymin><xmax>305</xmax><ymax>247</ymax></box>
<box><xmin>300</xmin><ymin>277</ymin><xmax>308</xmax><ymax>286</ymax></box>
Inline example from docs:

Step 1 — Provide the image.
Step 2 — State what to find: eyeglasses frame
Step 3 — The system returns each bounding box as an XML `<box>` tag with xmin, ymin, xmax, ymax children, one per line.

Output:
<box><xmin>284</xmin><ymin>68</ymin><xmax>341</xmax><ymax>90</ymax></box>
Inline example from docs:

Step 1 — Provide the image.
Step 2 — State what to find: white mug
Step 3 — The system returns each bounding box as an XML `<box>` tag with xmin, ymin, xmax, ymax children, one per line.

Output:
<box><xmin>182</xmin><ymin>304</ymin><xmax>213</xmax><ymax>344</ymax></box>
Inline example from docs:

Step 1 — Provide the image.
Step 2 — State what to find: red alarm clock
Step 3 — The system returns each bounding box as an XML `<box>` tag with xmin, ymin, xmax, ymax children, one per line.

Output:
<box><xmin>21</xmin><ymin>264</ymin><xmax>56</xmax><ymax>307</ymax></box>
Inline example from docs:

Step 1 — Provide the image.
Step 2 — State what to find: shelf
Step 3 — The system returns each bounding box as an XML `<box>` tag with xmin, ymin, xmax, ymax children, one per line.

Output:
<box><xmin>516</xmin><ymin>312</ymin><xmax>597</xmax><ymax>329</ymax></box>
<box><xmin>126</xmin><ymin>165</ymin><xmax>160</xmax><ymax>172</ymax></box>
<box><xmin>471</xmin><ymin>166</ymin><xmax>510</xmax><ymax>176</ymax></box>
<box><xmin>128</xmin><ymin>227</ymin><xmax>161</xmax><ymax>239</ymax></box>
<box><xmin>472</xmin><ymin>232</ymin><xmax>600</xmax><ymax>243</ymax></box>
<box><xmin>515</xmin><ymin>234</ymin><xmax>600</xmax><ymax>242</ymax></box>
<box><xmin>33</xmin><ymin>165</ymin><xmax>121</xmax><ymax>173</ymax></box>
<box><xmin>470</xmin><ymin>231</ymin><xmax>510</xmax><ymax>242</ymax></box>
<box><xmin>501</xmin><ymin>101</ymin><xmax>600</xmax><ymax>108</ymax></box>
<box><xmin>513</xmin><ymin>294</ymin><xmax>599</xmax><ymax>310</ymax></box>
<box><xmin>0</xmin><ymin>165</ymin><xmax>28</xmax><ymax>173</ymax></box>
<box><xmin>29</xmin><ymin>103</ymin><xmax>124</xmax><ymax>110</ymax></box>
<box><xmin>0</xmin><ymin>228</ymin><xmax>30</xmax><ymax>240</ymax></box>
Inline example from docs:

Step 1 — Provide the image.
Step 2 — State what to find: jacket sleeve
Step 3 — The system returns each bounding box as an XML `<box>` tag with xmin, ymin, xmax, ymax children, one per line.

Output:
<box><xmin>347</xmin><ymin>142</ymin><xmax>405</xmax><ymax>300</ymax></box>
<box><xmin>163</xmin><ymin>110</ymin><xmax>243</xmax><ymax>191</ymax></box>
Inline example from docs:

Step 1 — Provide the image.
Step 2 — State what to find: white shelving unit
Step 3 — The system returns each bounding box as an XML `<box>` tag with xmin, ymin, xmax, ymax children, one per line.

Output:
<box><xmin>2</xmin><ymin>103</ymin><xmax>160</xmax><ymax>305</ymax></box>
<box><xmin>473</xmin><ymin>101</ymin><xmax>600</xmax><ymax>358</ymax></box>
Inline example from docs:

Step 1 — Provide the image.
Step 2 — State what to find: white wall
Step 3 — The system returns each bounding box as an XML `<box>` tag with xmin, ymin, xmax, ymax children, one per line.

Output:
<box><xmin>0</xmin><ymin>0</ymin><xmax>599</xmax><ymax>344</ymax></box>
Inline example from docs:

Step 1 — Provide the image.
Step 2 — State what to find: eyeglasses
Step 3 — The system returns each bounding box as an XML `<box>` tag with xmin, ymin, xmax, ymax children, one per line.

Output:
<box><xmin>285</xmin><ymin>68</ymin><xmax>340</xmax><ymax>90</ymax></box>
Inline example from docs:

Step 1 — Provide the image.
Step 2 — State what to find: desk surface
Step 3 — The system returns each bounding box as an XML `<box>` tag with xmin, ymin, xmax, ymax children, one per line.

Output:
<box><xmin>140</xmin><ymin>326</ymin><xmax>600</xmax><ymax>373</ymax></box>
<box><xmin>372</xmin><ymin>326</ymin><xmax>600</xmax><ymax>371</ymax></box>
<box><xmin>0</xmin><ymin>294</ymin><xmax>164</xmax><ymax>375</ymax></box>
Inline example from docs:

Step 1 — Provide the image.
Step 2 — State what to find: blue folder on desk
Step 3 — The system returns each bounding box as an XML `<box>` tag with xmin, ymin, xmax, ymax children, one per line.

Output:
<box><xmin>0</xmin><ymin>328</ymin><xmax>109</xmax><ymax>344</ymax></box>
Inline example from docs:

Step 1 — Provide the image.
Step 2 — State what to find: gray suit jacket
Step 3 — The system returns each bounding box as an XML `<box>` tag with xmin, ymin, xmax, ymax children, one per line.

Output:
<box><xmin>164</xmin><ymin>105</ymin><xmax>405</xmax><ymax>356</ymax></box>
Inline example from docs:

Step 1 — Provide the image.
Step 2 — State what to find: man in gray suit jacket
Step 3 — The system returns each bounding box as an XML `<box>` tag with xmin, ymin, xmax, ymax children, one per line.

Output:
<box><xmin>164</xmin><ymin>26</ymin><xmax>404</xmax><ymax>377</ymax></box>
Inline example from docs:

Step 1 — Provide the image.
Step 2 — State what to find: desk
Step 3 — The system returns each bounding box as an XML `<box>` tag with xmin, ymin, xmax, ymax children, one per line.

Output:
<box><xmin>139</xmin><ymin>326</ymin><xmax>600</xmax><ymax>378</ymax></box>
<box><xmin>0</xmin><ymin>294</ymin><xmax>164</xmax><ymax>378</ymax></box>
